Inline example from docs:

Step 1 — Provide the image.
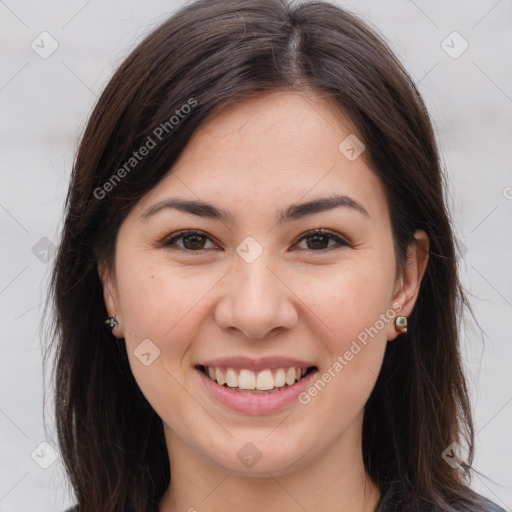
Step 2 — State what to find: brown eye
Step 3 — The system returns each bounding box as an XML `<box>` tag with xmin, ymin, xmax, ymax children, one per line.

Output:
<box><xmin>295</xmin><ymin>229</ymin><xmax>348</xmax><ymax>251</ymax></box>
<box><xmin>182</xmin><ymin>233</ymin><xmax>207</xmax><ymax>250</ymax></box>
<box><xmin>162</xmin><ymin>230</ymin><xmax>216</xmax><ymax>251</ymax></box>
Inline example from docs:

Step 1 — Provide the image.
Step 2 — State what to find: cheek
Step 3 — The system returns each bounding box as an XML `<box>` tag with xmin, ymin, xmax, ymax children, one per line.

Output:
<box><xmin>290</xmin><ymin>258</ymin><xmax>394</xmax><ymax>416</ymax></box>
<box><xmin>116</xmin><ymin>259</ymin><xmax>224</xmax><ymax>358</ymax></box>
<box><xmin>292</xmin><ymin>257</ymin><xmax>395</xmax><ymax>351</ymax></box>
<box><xmin>114</xmin><ymin>262</ymin><xmax>217</xmax><ymax>421</ymax></box>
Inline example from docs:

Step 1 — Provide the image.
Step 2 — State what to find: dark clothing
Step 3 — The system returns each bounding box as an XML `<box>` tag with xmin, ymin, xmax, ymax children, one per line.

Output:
<box><xmin>63</xmin><ymin>483</ymin><xmax>507</xmax><ymax>511</ymax></box>
<box><xmin>374</xmin><ymin>481</ymin><xmax>507</xmax><ymax>511</ymax></box>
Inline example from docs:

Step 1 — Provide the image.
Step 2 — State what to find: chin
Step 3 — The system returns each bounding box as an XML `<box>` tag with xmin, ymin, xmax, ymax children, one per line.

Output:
<box><xmin>201</xmin><ymin>435</ymin><xmax>311</xmax><ymax>477</ymax></box>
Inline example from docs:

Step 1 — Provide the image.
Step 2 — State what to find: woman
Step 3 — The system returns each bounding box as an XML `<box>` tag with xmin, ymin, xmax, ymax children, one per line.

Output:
<box><xmin>46</xmin><ymin>0</ymin><xmax>506</xmax><ymax>511</ymax></box>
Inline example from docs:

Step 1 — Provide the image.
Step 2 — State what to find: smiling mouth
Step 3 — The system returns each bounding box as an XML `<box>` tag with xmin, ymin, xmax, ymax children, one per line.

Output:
<box><xmin>196</xmin><ymin>364</ymin><xmax>318</xmax><ymax>394</ymax></box>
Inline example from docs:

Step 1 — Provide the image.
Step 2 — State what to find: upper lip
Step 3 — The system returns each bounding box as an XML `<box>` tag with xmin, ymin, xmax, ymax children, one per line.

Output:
<box><xmin>196</xmin><ymin>356</ymin><xmax>317</xmax><ymax>372</ymax></box>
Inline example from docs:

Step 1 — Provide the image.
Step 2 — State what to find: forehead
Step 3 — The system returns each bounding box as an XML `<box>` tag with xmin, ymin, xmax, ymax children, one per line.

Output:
<box><xmin>130</xmin><ymin>91</ymin><xmax>389</xmax><ymax>222</ymax></box>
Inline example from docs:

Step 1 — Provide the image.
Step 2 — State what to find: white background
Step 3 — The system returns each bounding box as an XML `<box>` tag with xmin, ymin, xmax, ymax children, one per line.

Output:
<box><xmin>0</xmin><ymin>1</ymin><xmax>511</xmax><ymax>510</ymax></box>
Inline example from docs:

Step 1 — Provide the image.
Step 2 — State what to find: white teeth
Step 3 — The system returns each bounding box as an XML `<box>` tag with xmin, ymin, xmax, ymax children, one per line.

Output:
<box><xmin>204</xmin><ymin>365</ymin><xmax>311</xmax><ymax>391</ymax></box>
<box><xmin>225</xmin><ymin>367</ymin><xmax>238</xmax><ymax>388</ymax></box>
<box><xmin>215</xmin><ymin>367</ymin><xmax>226</xmax><ymax>386</ymax></box>
<box><xmin>255</xmin><ymin>369</ymin><xmax>274</xmax><ymax>390</ymax></box>
<box><xmin>238</xmin><ymin>369</ymin><xmax>256</xmax><ymax>390</ymax></box>
<box><xmin>274</xmin><ymin>368</ymin><xmax>286</xmax><ymax>387</ymax></box>
<box><xmin>285</xmin><ymin>367</ymin><xmax>296</xmax><ymax>385</ymax></box>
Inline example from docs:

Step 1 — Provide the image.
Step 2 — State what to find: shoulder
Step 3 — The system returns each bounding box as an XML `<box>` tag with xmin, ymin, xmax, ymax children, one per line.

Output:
<box><xmin>377</xmin><ymin>481</ymin><xmax>507</xmax><ymax>512</ymax></box>
<box><xmin>62</xmin><ymin>494</ymin><xmax>507</xmax><ymax>512</ymax></box>
<box><xmin>449</xmin><ymin>488</ymin><xmax>507</xmax><ymax>512</ymax></box>
<box><xmin>465</xmin><ymin>494</ymin><xmax>507</xmax><ymax>512</ymax></box>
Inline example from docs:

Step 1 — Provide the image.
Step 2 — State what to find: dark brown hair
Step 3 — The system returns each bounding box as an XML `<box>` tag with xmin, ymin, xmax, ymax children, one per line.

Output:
<box><xmin>44</xmin><ymin>0</ymin><xmax>491</xmax><ymax>510</ymax></box>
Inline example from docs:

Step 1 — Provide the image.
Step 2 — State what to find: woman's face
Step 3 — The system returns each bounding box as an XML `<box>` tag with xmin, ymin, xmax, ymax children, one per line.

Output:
<box><xmin>101</xmin><ymin>91</ymin><xmax>426</xmax><ymax>476</ymax></box>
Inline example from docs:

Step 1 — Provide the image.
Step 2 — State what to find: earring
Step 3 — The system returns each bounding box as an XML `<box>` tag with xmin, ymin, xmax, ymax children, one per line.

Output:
<box><xmin>105</xmin><ymin>316</ymin><xmax>118</xmax><ymax>331</ymax></box>
<box><xmin>394</xmin><ymin>315</ymin><xmax>408</xmax><ymax>334</ymax></box>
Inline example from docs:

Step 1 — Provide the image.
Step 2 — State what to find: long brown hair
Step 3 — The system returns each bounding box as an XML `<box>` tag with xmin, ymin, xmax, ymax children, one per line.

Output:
<box><xmin>44</xmin><ymin>0</ymin><xmax>489</xmax><ymax>510</ymax></box>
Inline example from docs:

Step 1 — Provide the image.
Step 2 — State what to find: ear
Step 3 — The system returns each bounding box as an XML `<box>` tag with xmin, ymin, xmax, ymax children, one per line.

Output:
<box><xmin>387</xmin><ymin>229</ymin><xmax>429</xmax><ymax>341</ymax></box>
<box><xmin>98</xmin><ymin>262</ymin><xmax>124</xmax><ymax>338</ymax></box>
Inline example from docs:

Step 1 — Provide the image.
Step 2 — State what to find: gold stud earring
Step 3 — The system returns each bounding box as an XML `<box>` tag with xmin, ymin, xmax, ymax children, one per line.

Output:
<box><xmin>394</xmin><ymin>315</ymin><xmax>408</xmax><ymax>334</ymax></box>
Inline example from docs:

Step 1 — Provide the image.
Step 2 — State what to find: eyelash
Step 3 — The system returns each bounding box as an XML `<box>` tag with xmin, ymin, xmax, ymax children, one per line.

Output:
<box><xmin>160</xmin><ymin>229</ymin><xmax>349</xmax><ymax>253</ymax></box>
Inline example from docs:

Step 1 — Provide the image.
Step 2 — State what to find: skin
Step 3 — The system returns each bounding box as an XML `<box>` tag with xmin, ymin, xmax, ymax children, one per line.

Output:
<box><xmin>99</xmin><ymin>91</ymin><xmax>429</xmax><ymax>512</ymax></box>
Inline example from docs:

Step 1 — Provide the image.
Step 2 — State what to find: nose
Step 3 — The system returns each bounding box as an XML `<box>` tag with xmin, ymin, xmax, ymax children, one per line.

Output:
<box><xmin>214</xmin><ymin>253</ymin><xmax>298</xmax><ymax>340</ymax></box>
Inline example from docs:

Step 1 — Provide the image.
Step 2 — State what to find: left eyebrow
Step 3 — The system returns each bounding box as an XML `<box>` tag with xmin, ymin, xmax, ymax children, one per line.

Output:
<box><xmin>139</xmin><ymin>193</ymin><xmax>369</xmax><ymax>224</ymax></box>
<box><xmin>276</xmin><ymin>194</ymin><xmax>369</xmax><ymax>223</ymax></box>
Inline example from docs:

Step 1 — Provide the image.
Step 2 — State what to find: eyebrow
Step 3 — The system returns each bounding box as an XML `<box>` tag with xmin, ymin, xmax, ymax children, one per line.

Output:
<box><xmin>140</xmin><ymin>193</ymin><xmax>369</xmax><ymax>225</ymax></box>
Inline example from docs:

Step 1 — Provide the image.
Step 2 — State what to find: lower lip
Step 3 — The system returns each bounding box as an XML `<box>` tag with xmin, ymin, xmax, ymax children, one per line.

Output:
<box><xmin>196</xmin><ymin>367</ymin><xmax>318</xmax><ymax>414</ymax></box>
